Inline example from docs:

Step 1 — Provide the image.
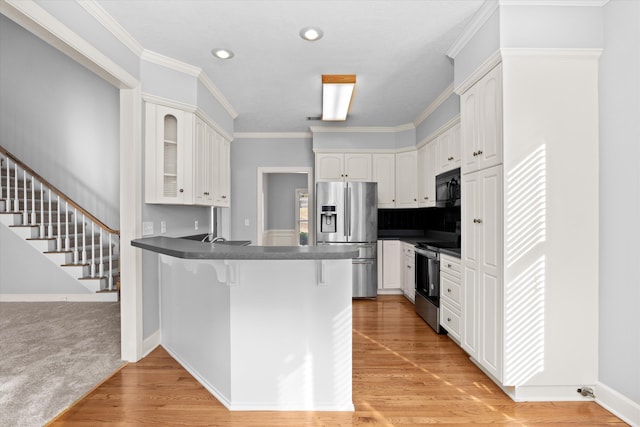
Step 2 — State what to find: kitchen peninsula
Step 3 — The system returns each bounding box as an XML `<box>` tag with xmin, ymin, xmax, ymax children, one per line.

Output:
<box><xmin>131</xmin><ymin>236</ymin><xmax>357</xmax><ymax>411</ymax></box>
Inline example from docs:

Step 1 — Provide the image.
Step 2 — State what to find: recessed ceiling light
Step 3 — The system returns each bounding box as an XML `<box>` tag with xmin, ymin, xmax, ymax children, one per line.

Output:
<box><xmin>299</xmin><ymin>27</ymin><xmax>323</xmax><ymax>41</ymax></box>
<box><xmin>211</xmin><ymin>48</ymin><xmax>234</xmax><ymax>59</ymax></box>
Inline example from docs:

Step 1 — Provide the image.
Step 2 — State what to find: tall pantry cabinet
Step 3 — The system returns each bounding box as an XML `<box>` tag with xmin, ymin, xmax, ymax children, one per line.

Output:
<box><xmin>458</xmin><ymin>51</ymin><xmax>599</xmax><ymax>400</ymax></box>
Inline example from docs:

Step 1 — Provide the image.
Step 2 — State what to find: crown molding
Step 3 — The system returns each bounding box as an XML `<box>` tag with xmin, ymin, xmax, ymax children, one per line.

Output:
<box><xmin>454</xmin><ymin>49</ymin><xmax>502</xmax><ymax>95</ymax></box>
<box><xmin>142</xmin><ymin>93</ymin><xmax>233</xmax><ymax>141</ymax></box>
<box><xmin>499</xmin><ymin>0</ymin><xmax>609</xmax><ymax>6</ymax></box>
<box><xmin>500</xmin><ymin>47</ymin><xmax>603</xmax><ymax>58</ymax></box>
<box><xmin>416</xmin><ymin>115</ymin><xmax>460</xmax><ymax>148</ymax></box>
<box><xmin>0</xmin><ymin>0</ymin><xmax>138</xmax><ymax>89</ymax></box>
<box><xmin>447</xmin><ymin>0</ymin><xmax>499</xmax><ymax>59</ymax></box>
<box><xmin>233</xmin><ymin>132</ymin><xmax>312</xmax><ymax>139</ymax></box>
<box><xmin>140</xmin><ymin>50</ymin><xmax>238</xmax><ymax>119</ymax></box>
<box><xmin>76</xmin><ymin>0</ymin><xmax>144</xmax><ymax>56</ymax></box>
<box><xmin>413</xmin><ymin>83</ymin><xmax>455</xmax><ymax>127</ymax></box>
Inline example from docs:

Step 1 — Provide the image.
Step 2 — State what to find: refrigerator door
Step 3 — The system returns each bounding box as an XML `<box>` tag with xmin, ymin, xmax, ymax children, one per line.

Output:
<box><xmin>316</xmin><ymin>182</ymin><xmax>346</xmax><ymax>243</ymax></box>
<box><xmin>347</xmin><ymin>182</ymin><xmax>378</xmax><ymax>242</ymax></box>
<box><xmin>353</xmin><ymin>258</ymin><xmax>377</xmax><ymax>298</ymax></box>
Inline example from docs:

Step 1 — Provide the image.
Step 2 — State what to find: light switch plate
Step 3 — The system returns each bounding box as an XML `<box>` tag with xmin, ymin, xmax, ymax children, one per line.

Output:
<box><xmin>160</xmin><ymin>221</ymin><xmax>166</xmax><ymax>233</ymax></box>
<box><xmin>142</xmin><ymin>221</ymin><xmax>154</xmax><ymax>236</ymax></box>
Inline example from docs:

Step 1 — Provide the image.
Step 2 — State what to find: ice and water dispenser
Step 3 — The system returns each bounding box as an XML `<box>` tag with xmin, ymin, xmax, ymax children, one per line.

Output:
<box><xmin>320</xmin><ymin>205</ymin><xmax>337</xmax><ymax>233</ymax></box>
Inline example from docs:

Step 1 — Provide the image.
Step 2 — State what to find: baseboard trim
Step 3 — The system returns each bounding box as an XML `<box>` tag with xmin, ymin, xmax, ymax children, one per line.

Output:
<box><xmin>595</xmin><ymin>381</ymin><xmax>640</xmax><ymax>426</ymax></box>
<box><xmin>142</xmin><ymin>330</ymin><xmax>161</xmax><ymax>358</ymax></box>
<box><xmin>376</xmin><ymin>288</ymin><xmax>404</xmax><ymax>296</ymax></box>
<box><xmin>0</xmin><ymin>293</ymin><xmax>117</xmax><ymax>302</ymax></box>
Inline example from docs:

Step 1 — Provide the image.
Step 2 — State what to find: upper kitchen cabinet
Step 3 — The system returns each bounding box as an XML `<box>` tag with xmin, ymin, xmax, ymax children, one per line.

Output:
<box><xmin>395</xmin><ymin>150</ymin><xmax>418</xmax><ymax>208</ymax></box>
<box><xmin>372</xmin><ymin>153</ymin><xmax>396</xmax><ymax>208</ymax></box>
<box><xmin>417</xmin><ymin>141</ymin><xmax>437</xmax><ymax>207</ymax></box>
<box><xmin>437</xmin><ymin>122</ymin><xmax>461</xmax><ymax>174</ymax></box>
<box><xmin>315</xmin><ymin>153</ymin><xmax>372</xmax><ymax>182</ymax></box>
<box><xmin>461</xmin><ymin>64</ymin><xmax>503</xmax><ymax>174</ymax></box>
<box><xmin>145</xmin><ymin>103</ymin><xmax>193</xmax><ymax>204</ymax></box>
<box><xmin>145</xmin><ymin>102</ymin><xmax>231</xmax><ymax>207</ymax></box>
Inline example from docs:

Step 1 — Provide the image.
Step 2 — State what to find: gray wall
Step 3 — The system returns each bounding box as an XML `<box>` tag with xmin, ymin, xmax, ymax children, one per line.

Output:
<box><xmin>416</xmin><ymin>93</ymin><xmax>460</xmax><ymax>143</ymax></box>
<box><xmin>231</xmin><ymin>138</ymin><xmax>314</xmax><ymax>241</ymax></box>
<box><xmin>265</xmin><ymin>173</ymin><xmax>308</xmax><ymax>230</ymax></box>
<box><xmin>0</xmin><ymin>14</ymin><xmax>120</xmax><ymax>228</ymax></box>
<box><xmin>599</xmin><ymin>0</ymin><xmax>640</xmax><ymax>404</ymax></box>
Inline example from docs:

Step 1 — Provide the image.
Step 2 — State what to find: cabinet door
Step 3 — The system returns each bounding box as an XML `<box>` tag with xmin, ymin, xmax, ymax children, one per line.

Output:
<box><xmin>450</xmin><ymin>123</ymin><xmax>461</xmax><ymax>170</ymax></box>
<box><xmin>437</xmin><ymin>130</ymin><xmax>452</xmax><ymax>173</ymax></box>
<box><xmin>395</xmin><ymin>151</ymin><xmax>418</xmax><ymax>208</ymax></box>
<box><xmin>194</xmin><ymin>118</ymin><xmax>214</xmax><ymax>206</ymax></box>
<box><xmin>461</xmin><ymin>84</ymin><xmax>480</xmax><ymax>173</ymax></box>
<box><xmin>213</xmin><ymin>134</ymin><xmax>230</xmax><ymax>207</ymax></box>
<box><xmin>316</xmin><ymin>153</ymin><xmax>345</xmax><ymax>181</ymax></box>
<box><xmin>382</xmin><ymin>240</ymin><xmax>401</xmax><ymax>290</ymax></box>
<box><xmin>344</xmin><ymin>153</ymin><xmax>372</xmax><ymax>181</ymax></box>
<box><xmin>417</xmin><ymin>145</ymin><xmax>428</xmax><ymax>206</ymax></box>
<box><xmin>145</xmin><ymin>104</ymin><xmax>193</xmax><ymax>204</ymax></box>
<box><xmin>425</xmin><ymin>141</ymin><xmax>437</xmax><ymax>206</ymax></box>
<box><xmin>461</xmin><ymin>171</ymin><xmax>480</xmax><ymax>357</ymax></box>
<box><xmin>478</xmin><ymin>64</ymin><xmax>503</xmax><ymax>171</ymax></box>
<box><xmin>372</xmin><ymin>154</ymin><xmax>396</xmax><ymax>208</ymax></box>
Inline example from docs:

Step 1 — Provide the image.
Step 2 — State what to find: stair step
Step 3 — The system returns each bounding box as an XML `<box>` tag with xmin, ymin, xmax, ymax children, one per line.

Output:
<box><xmin>0</xmin><ymin>212</ymin><xmax>22</xmax><ymax>226</ymax></box>
<box><xmin>8</xmin><ymin>224</ymin><xmax>40</xmax><ymax>238</ymax></box>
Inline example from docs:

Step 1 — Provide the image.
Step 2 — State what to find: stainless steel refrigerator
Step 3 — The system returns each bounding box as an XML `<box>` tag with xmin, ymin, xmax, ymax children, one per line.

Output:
<box><xmin>316</xmin><ymin>181</ymin><xmax>378</xmax><ymax>298</ymax></box>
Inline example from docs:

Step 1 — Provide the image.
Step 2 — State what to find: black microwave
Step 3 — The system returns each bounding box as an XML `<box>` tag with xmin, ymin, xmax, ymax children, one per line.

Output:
<box><xmin>435</xmin><ymin>168</ymin><xmax>461</xmax><ymax>208</ymax></box>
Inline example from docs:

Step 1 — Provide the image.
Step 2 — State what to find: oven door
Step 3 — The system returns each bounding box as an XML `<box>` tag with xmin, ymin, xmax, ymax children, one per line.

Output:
<box><xmin>415</xmin><ymin>247</ymin><xmax>440</xmax><ymax>304</ymax></box>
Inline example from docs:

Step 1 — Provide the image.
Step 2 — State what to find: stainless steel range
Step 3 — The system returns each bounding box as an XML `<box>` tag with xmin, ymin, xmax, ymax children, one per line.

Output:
<box><xmin>414</xmin><ymin>240</ymin><xmax>460</xmax><ymax>333</ymax></box>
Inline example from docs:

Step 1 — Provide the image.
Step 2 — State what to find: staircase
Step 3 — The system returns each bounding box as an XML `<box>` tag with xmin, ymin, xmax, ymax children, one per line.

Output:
<box><xmin>0</xmin><ymin>146</ymin><xmax>119</xmax><ymax>302</ymax></box>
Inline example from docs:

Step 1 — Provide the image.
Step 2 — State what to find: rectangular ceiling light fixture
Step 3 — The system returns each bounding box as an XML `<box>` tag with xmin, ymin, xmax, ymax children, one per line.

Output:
<box><xmin>322</xmin><ymin>74</ymin><xmax>356</xmax><ymax>121</ymax></box>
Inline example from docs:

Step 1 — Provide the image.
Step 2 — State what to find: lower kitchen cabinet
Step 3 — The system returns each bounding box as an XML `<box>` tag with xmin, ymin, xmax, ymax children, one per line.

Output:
<box><xmin>377</xmin><ymin>240</ymin><xmax>401</xmax><ymax>292</ymax></box>
<box><xmin>461</xmin><ymin>165</ymin><xmax>503</xmax><ymax>381</ymax></box>
<box><xmin>401</xmin><ymin>242</ymin><xmax>415</xmax><ymax>302</ymax></box>
<box><xmin>440</xmin><ymin>254</ymin><xmax>462</xmax><ymax>344</ymax></box>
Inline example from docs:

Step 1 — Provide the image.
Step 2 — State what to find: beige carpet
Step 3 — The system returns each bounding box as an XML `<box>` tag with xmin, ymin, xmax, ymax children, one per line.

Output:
<box><xmin>0</xmin><ymin>301</ymin><xmax>124</xmax><ymax>427</ymax></box>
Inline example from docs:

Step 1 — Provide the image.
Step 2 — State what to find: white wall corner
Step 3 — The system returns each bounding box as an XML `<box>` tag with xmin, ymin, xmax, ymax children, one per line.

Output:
<box><xmin>143</xmin><ymin>329</ymin><xmax>161</xmax><ymax>358</ymax></box>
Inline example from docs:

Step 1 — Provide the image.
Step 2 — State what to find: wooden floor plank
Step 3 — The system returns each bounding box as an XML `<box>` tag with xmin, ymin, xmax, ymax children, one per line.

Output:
<box><xmin>49</xmin><ymin>296</ymin><xmax>623</xmax><ymax>425</ymax></box>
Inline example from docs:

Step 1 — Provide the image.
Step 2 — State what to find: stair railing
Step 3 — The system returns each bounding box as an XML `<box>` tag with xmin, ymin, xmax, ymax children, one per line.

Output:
<box><xmin>0</xmin><ymin>146</ymin><xmax>120</xmax><ymax>291</ymax></box>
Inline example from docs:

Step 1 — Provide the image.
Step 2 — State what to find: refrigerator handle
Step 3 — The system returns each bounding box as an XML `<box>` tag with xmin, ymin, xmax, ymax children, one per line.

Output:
<box><xmin>344</xmin><ymin>186</ymin><xmax>348</xmax><ymax>238</ymax></box>
<box><xmin>347</xmin><ymin>186</ymin><xmax>352</xmax><ymax>238</ymax></box>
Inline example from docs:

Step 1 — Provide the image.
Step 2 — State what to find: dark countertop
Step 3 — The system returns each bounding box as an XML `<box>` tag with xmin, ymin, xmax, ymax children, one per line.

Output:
<box><xmin>439</xmin><ymin>248</ymin><xmax>461</xmax><ymax>258</ymax></box>
<box><xmin>131</xmin><ymin>236</ymin><xmax>359</xmax><ymax>260</ymax></box>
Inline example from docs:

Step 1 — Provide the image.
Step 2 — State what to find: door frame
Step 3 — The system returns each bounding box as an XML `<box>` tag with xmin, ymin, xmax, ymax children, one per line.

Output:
<box><xmin>256</xmin><ymin>167</ymin><xmax>314</xmax><ymax>246</ymax></box>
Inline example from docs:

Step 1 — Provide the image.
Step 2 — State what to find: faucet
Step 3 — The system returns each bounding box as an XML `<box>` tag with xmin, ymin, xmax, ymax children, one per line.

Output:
<box><xmin>211</xmin><ymin>236</ymin><xmax>226</xmax><ymax>243</ymax></box>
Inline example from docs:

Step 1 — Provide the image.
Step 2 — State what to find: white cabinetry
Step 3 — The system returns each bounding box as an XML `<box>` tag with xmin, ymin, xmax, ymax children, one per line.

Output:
<box><xmin>213</xmin><ymin>133</ymin><xmax>231</xmax><ymax>207</ymax></box>
<box><xmin>394</xmin><ymin>151</ymin><xmax>418</xmax><ymax>208</ymax></box>
<box><xmin>461</xmin><ymin>165</ymin><xmax>503</xmax><ymax>381</ymax></box>
<box><xmin>145</xmin><ymin>104</ymin><xmax>193</xmax><ymax>204</ymax></box>
<box><xmin>461</xmin><ymin>64</ymin><xmax>502</xmax><ymax>174</ymax></box>
<box><xmin>315</xmin><ymin>153</ymin><xmax>371</xmax><ymax>182</ymax></box>
<box><xmin>145</xmin><ymin>102</ymin><xmax>231</xmax><ymax>207</ymax></box>
<box><xmin>440</xmin><ymin>254</ymin><xmax>462</xmax><ymax>344</ymax></box>
<box><xmin>417</xmin><ymin>142</ymin><xmax>437</xmax><ymax>207</ymax></box>
<box><xmin>372</xmin><ymin>153</ymin><xmax>396</xmax><ymax>208</ymax></box>
<box><xmin>379</xmin><ymin>240</ymin><xmax>401</xmax><ymax>291</ymax></box>
<box><xmin>437</xmin><ymin>123</ymin><xmax>461</xmax><ymax>174</ymax></box>
<box><xmin>401</xmin><ymin>242</ymin><xmax>415</xmax><ymax>302</ymax></box>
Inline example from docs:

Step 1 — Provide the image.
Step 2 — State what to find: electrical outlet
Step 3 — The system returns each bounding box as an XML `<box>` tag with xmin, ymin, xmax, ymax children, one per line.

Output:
<box><xmin>195</xmin><ymin>220</ymin><xmax>199</xmax><ymax>230</ymax></box>
<box><xmin>142</xmin><ymin>221</ymin><xmax>154</xmax><ymax>236</ymax></box>
<box><xmin>160</xmin><ymin>221</ymin><xmax>167</xmax><ymax>233</ymax></box>
<box><xmin>244</xmin><ymin>218</ymin><xmax>250</xmax><ymax>226</ymax></box>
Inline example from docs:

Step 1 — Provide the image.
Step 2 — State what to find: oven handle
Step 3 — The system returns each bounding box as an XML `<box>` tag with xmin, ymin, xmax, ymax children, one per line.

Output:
<box><xmin>415</xmin><ymin>246</ymin><xmax>439</xmax><ymax>260</ymax></box>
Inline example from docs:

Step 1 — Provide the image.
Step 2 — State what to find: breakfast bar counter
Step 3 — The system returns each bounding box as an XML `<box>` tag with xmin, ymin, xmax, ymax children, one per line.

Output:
<box><xmin>131</xmin><ymin>237</ymin><xmax>356</xmax><ymax>411</ymax></box>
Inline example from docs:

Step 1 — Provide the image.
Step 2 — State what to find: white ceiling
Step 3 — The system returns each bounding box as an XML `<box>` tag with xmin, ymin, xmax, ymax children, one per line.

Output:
<box><xmin>97</xmin><ymin>0</ymin><xmax>484</xmax><ymax>133</ymax></box>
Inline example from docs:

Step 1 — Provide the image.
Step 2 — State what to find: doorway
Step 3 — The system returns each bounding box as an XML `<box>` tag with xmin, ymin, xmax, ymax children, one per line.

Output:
<box><xmin>256</xmin><ymin>167</ymin><xmax>314</xmax><ymax>246</ymax></box>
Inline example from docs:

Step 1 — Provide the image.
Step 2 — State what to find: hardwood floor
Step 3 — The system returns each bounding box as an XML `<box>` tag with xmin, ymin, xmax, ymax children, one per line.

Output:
<box><xmin>50</xmin><ymin>296</ymin><xmax>623</xmax><ymax>426</ymax></box>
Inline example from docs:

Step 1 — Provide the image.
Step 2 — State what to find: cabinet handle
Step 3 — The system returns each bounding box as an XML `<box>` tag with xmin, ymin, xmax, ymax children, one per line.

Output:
<box><xmin>222</xmin><ymin>195</ymin><xmax>227</xmax><ymax>199</ymax></box>
<box><xmin>447</xmin><ymin>288</ymin><xmax>451</xmax><ymax>293</ymax></box>
<box><xmin>392</xmin><ymin>199</ymin><xmax>395</xmax><ymax>202</ymax></box>
<box><xmin>447</xmin><ymin>263</ymin><xmax>452</xmax><ymax>268</ymax></box>
<box><xmin>447</xmin><ymin>317</ymin><xmax>452</xmax><ymax>322</ymax></box>
<box><xmin>179</xmin><ymin>189</ymin><xmax>184</xmax><ymax>193</ymax></box>
<box><xmin>414</xmin><ymin>198</ymin><xmax>417</xmax><ymax>202</ymax></box>
<box><xmin>472</xmin><ymin>151</ymin><xmax>477</xmax><ymax>157</ymax></box>
<box><xmin>473</xmin><ymin>218</ymin><xmax>482</xmax><ymax>224</ymax></box>
<box><xmin>341</xmin><ymin>174</ymin><xmax>344</xmax><ymax>177</ymax></box>
<box><xmin>424</xmin><ymin>197</ymin><xmax>428</xmax><ymax>200</ymax></box>
<box><xmin>448</xmin><ymin>156</ymin><xmax>454</xmax><ymax>161</ymax></box>
<box><xmin>477</xmin><ymin>150</ymin><xmax>483</xmax><ymax>155</ymax></box>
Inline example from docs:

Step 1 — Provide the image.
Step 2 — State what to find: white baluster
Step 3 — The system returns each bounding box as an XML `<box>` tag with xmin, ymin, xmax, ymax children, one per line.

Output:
<box><xmin>22</xmin><ymin>170</ymin><xmax>28</xmax><ymax>224</ymax></box>
<box><xmin>13</xmin><ymin>162</ymin><xmax>18</xmax><ymax>213</ymax></box>
<box><xmin>73</xmin><ymin>207</ymin><xmax>79</xmax><ymax>263</ymax></box>
<box><xmin>47</xmin><ymin>189</ymin><xmax>53</xmax><ymax>237</ymax></box>
<box><xmin>30</xmin><ymin>177</ymin><xmax>36</xmax><ymax>224</ymax></box>
<box><xmin>99</xmin><ymin>228</ymin><xmax>104</xmax><ymax>279</ymax></box>
<box><xmin>0</xmin><ymin>154</ymin><xmax>4</xmax><ymax>204</ymax></box>
<box><xmin>64</xmin><ymin>201</ymin><xmax>70</xmax><ymax>250</ymax></box>
<box><xmin>108</xmin><ymin>234</ymin><xmax>113</xmax><ymax>290</ymax></box>
<box><xmin>39</xmin><ymin>183</ymin><xmax>45</xmax><ymax>237</ymax></box>
<box><xmin>91</xmin><ymin>222</ymin><xmax>96</xmax><ymax>277</ymax></box>
<box><xmin>3</xmin><ymin>155</ymin><xmax>9</xmax><ymax>212</ymax></box>
<box><xmin>82</xmin><ymin>213</ymin><xmax>87</xmax><ymax>264</ymax></box>
<box><xmin>56</xmin><ymin>195</ymin><xmax>61</xmax><ymax>250</ymax></box>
